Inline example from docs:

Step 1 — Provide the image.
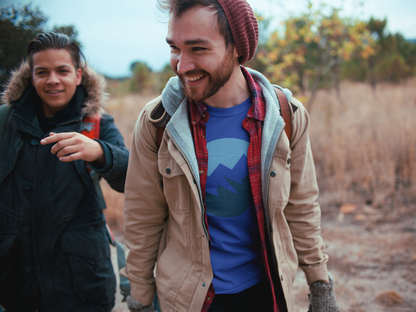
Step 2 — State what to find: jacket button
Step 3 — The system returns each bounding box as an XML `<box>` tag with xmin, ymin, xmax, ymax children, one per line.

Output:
<box><xmin>24</xmin><ymin>183</ymin><xmax>31</xmax><ymax>191</ymax></box>
<box><xmin>270</xmin><ymin>171</ymin><xmax>277</xmax><ymax>177</ymax></box>
<box><xmin>166</xmin><ymin>168</ymin><xmax>171</xmax><ymax>174</ymax></box>
<box><xmin>30</xmin><ymin>139</ymin><xmax>39</xmax><ymax>146</ymax></box>
<box><xmin>25</xmin><ymin>266</ymin><xmax>32</xmax><ymax>272</ymax></box>
<box><xmin>287</xmin><ymin>158</ymin><xmax>291</xmax><ymax>165</ymax></box>
<box><xmin>22</xmin><ymin>226</ymin><xmax>30</xmax><ymax>233</ymax></box>
<box><xmin>202</xmin><ymin>283</ymin><xmax>206</xmax><ymax>287</ymax></box>
<box><xmin>281</xmin><ymin>275</ymin><xmax>284</xmax><ymax>281</ymax></box>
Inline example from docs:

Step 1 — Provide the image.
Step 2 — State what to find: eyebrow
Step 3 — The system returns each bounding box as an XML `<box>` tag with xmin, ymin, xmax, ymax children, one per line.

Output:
<box><xmin>166</xmin><ymin>38</ymin><xmax>210</xmax><ymax>45</ymax></box>
<box><xmin>34</xmin><ymin>65</ymin><xmax>71</xmax><ymax>71</ymax></box>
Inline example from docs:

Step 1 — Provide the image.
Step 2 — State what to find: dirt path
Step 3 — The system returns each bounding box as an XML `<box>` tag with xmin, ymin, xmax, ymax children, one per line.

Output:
<box><xmin>305</xmin><ymin>206</ymin><xmax>416</xmax><ymax>312</ymax></box>
<box><xmin>109</xmin><ymin>204</ymin><xmax>416</xmax><ymax>312</ymax></box>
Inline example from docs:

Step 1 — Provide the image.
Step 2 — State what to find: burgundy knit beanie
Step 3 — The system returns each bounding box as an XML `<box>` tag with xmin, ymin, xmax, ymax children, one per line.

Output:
<box><xmin>216</xmin><ymin>0</ymin><xmax>259</xmax><ymax>64</ymax></box>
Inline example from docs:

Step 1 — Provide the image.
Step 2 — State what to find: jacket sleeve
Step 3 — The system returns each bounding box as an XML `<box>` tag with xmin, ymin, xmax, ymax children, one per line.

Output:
<box><xmin>284</xmin><ymin>98</ymin><xmax>329</xmax><ymax>285</ymax></box>
<box><xmin>88</xmin><ymin>113</ymin><xmax>129</xmax><ymax>193</ymax></box>
<box><xmin>120</xmin><ymin>106</ymin><xmax>168</xmax><ymax>305</ymax></box>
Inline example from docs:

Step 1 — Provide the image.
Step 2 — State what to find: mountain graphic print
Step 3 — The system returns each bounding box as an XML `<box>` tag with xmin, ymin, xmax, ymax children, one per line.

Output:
<box><xmin>205</xmin><ymin>138</ymin><xmax>254</xmax><ymax>217</ymax></box>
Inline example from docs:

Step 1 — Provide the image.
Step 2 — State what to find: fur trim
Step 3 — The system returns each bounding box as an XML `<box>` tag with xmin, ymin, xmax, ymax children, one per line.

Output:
<box><xmin>1</xmin><ymin>61</ymin><xmax>32</xmax><ymax>106</ymax></box>
<box><xmin>1</xmin><ymin>61</ymin><xmax>107</xmax><ymax>116</ymax></box>
<box><xmin>79</xmin><ymin>65</ymin><xmax>107</xmax><ymax>116</ymax></box>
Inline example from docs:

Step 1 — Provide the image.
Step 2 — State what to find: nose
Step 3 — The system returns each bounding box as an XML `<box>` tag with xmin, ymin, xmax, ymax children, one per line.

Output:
<box><xmin>46</xmin><ymin>71</ymin><xmax>59</xmax><ymax>84</ymax></box>
<box><xmin>174</xmin><ymin>52</ymin><xmax>196</xmax><ymax>75</ymax></box>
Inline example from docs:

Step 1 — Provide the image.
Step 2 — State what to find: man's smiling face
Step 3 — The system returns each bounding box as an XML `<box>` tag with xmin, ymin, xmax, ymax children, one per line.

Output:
<box><xmin>31</xmin><ymin>49</ymin><xmax>82</xmax><ymax>117</ymax></box>
<box><xmin>167</xmin><ymin>5</ymin><xmax>237</xmax><ymax>102</ymax></box>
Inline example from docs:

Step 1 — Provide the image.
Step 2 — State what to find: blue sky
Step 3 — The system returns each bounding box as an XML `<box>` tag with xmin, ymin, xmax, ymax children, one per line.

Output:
<box><xmin>1</xmin><ymin>0</ymin><xmax>415</xmax><ymax>77</ymax></box>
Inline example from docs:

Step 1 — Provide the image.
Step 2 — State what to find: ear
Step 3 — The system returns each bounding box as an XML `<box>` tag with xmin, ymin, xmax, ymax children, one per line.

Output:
<box><xmin>232</xmin><ymin>47</ymin><xmax>241</xmax><ymax>66</ymax></box>
<box><xmin>76</xmin><ymin>68</ymin><xmax>82</xmax><ymax>86</ymax></box>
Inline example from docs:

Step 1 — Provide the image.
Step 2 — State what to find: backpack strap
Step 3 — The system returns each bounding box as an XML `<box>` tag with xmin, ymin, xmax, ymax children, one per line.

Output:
<box><xmin>273</xmin><ymin>87</ymin><xmax>292</xmax><ymax>142</ymax></box>
<box><xmin>151</xmin><ymin>100</ymin><xmax>170</xmax><ymax>150</ymax></box>
<box><xmin>156</xmin><ymin>126</ymin><xmax>165</xmax><ymax>150</ymax></box>
<box><xmin>0</xmin><ymin>104</ymin><xmax>12</xmax><ymax>164</ymax></box>
<box><xmin>80</xmin><ymin>113</ymin><xmax>101</xmax><ymax>143</ymax></box>
<box><xmin>80</xmin><ymin>113</ymin><xmax>106</xmax><ymax>209</ymax></box>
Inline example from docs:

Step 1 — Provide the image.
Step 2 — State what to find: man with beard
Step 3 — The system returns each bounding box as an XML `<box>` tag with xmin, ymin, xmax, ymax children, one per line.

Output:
<box><xmin>121</xmin><ymin>1</ymin><xmax>341</xmax><ymax>312</ymax></box>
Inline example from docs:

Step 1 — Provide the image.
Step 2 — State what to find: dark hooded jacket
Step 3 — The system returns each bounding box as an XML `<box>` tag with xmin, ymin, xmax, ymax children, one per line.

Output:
<box><xmin>0</xmin><ymin>61</ymin><xmax>129</xmax><ymax>312</ymax></box>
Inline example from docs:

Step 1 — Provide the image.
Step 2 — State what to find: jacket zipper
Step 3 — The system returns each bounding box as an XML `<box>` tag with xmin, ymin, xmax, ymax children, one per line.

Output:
<box><xmin>55</xmin><ymin>116</ymin><xmax>82</xmax><ymax>128</ymax></box>
<box><xmin>165</xmin><ymin>129</ymin><xmax>210</xmax><ymax>245</ymax></box>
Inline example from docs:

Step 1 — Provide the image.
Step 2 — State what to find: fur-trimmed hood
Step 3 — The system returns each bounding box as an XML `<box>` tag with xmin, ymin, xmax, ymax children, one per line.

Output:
<box><xmin>1</xmin><ymin>61</ymin><xmax>107</xmax><ymax>116</ymax></box>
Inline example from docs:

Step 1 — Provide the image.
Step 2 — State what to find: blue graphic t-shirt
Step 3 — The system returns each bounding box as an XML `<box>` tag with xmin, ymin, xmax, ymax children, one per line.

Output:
<box><xmin>205</xmin><ymin>97</ymin><xmax>266</xmax><ymax>294</ymax></box>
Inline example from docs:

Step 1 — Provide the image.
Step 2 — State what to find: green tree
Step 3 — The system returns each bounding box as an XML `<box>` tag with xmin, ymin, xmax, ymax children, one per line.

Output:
<box><xmin>0</xmin><ymin>3</ymin><xmax>81</xmax><ymax>90</ymax></box>
<box><xmin>130</xmin><ymin>60</ymin><xmax>153</xmax><ymax>92</ymax></box>
<box><xmin>0</xmin><ymin>3</ymin><xmax>46</xmax><ymax>87</ymax></box>
<box><xmin>342</xmin><ymin>17</ymin><xmax>416</xmax><ymax>89</ymax></box>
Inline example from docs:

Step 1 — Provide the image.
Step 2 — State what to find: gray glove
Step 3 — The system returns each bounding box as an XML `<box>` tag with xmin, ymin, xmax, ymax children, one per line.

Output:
<box><xmin>126</xmin><ymin>295</ymin><xmax>157</xmax><ymax>312</ymax></box>
<box><xmin>308</xmin><ymin>272</ymin><xmax>341</xmax><ymax>312</ymax></box>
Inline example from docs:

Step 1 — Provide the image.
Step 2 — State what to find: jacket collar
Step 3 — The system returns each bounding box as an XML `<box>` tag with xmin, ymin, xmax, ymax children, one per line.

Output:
<box><xmin>160</xmin><ymin>66</ymin><xmax>294</xmax><ymax>206</ymax></box>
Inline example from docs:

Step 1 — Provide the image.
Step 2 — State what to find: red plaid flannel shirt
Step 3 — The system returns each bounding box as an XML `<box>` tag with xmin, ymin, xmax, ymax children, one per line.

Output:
<box><xmin>189</xmin><ymin>67</ymin><xmax>281</xmax><ymax>312</ymax></box>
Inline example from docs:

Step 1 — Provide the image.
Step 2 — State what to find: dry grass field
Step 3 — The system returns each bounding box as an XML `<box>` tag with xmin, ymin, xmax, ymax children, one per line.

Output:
<box><xmin>103</xmin><ymin>79</ymin><xmax>416</xmax><ymax>312</ymax></box>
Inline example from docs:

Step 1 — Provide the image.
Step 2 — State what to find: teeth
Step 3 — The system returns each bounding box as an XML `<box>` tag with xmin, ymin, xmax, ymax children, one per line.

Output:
<box><xmin>47</xmin><ymin>91</ymin><xmax>62</xmax><ymax>94</ymax></box>
<box><xmin>187</xmin><ymin>75</ymin><xmax>205</xmax><ymax>82</ymax></box>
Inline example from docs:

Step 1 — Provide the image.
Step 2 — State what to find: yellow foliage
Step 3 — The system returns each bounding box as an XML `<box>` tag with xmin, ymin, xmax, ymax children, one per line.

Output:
<box><xmin>253</xmin><ymin>4</ymin><xmax>377</xmax><ymax>93</ymax></box>
<box><xmin>268</xmin><ymin>51</ymin><xmax>278</xmax><ymax>62</ymax></box>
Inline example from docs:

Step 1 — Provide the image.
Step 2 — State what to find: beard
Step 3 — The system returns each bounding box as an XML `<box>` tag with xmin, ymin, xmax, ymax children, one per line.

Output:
<box><xmin>176</xmin><ymin>47</ymin><xmax>235</xmax><ymax>103</ymax></box>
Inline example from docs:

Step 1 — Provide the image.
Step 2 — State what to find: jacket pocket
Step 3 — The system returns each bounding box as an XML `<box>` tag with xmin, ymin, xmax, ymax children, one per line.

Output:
<box><xmin>0</xmin><ymin>232</ymin><xmax>18</xmax><ymax>281</ymax></box>
<box><xmin>156</xmin><ymin>240</ymin><xmax>192</xmax><ymax>309</ymax></box>
<box><xmin>158</xmin><ymin>156</ymin><xmax>191</xmax><ymax>214</ymax></box>
<box><xmin>61</xmin><ymin>227</ymin><xmax>115</xmax><ymax>304</ymax></box>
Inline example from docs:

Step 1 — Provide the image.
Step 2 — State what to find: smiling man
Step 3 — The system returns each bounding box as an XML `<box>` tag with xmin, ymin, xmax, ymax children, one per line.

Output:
<box><xmin>122</xmin><ymin>1</ymin><xmax>341</xmax><ymax>312</ymax></box>
<box><xmin>0</xmin><ymin>33</ymin><xmax>129</xmax><ymax>312</ymax></box>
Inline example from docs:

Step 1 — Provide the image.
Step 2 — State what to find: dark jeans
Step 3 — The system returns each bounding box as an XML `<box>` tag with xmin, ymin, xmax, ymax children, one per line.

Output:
<box><xmin>208</xmin><ymin>279</ymin><xmax>274</xmax><ymax>312</ymax></box>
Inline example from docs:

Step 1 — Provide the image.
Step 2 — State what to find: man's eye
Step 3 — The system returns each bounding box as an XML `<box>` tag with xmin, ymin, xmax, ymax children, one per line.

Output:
<box><xmin>170</xmin><ymin>45</ymin><xmax>179</xmax><ymax>50</ymax></box>
<box><xmin>193</xmin><ymin>47</ymin><xmax>206</xmax><ymax>51</ymax></box>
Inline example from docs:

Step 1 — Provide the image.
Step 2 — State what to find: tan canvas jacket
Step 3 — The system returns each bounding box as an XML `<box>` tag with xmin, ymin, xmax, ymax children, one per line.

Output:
<box><xmin>121</xmin><ymin>68</ymin><xmax>329</xmax><ymax>312</ymax></box>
